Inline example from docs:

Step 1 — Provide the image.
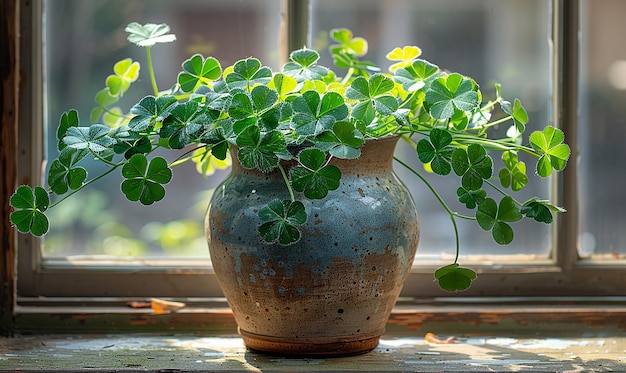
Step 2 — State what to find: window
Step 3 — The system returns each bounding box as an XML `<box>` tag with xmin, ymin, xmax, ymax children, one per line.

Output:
<box><xmin>15</xmin><ymin>0</ymin><xmax>626</xmax><ymax>301</ymax></box>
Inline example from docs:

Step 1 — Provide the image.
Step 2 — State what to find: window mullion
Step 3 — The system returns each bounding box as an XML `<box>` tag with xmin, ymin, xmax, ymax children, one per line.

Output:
<box><xmin>281</xmin><ymin>0</ymin><xmax>309</xmax><ymax>64</ymax></box>
<box><xmin>552</xmin><ymin>0</ymin><xmax>580</xmax><ymax>272</ymax></box>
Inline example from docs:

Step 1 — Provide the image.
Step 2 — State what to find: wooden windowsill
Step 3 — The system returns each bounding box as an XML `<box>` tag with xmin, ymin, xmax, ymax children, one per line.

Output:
<box><xmin>11</xmin><ymin>296</ymin><xmax>626</xmax><ymax>336</ymax></box>
<box><xmin>4</xmin><ymin>297</ymin><xmax>626</xmax><ymax>371</ymax></box>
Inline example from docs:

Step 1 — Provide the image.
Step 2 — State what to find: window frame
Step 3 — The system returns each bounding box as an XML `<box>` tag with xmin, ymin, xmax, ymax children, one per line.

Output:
<box><xmin>12</xmin><ymin>0</ymin><xmax>625</xmax><ymax>302</ymax></box>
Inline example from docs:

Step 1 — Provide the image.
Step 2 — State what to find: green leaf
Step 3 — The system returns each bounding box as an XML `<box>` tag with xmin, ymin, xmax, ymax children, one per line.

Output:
<box><xmin>416</xmin><ymin>128</ymin><xmax>454</xmax><ymax>175</ymax></box>
<box><xmin>476</xmin><ymin>197</ymin><xmax>522</xmax><ymax>245</ymax></box>
<box><xmin>434</xmin><ymin>263</ymin><xmax>477</xmax><ymax>292</ymax></box>
<box><xmin>268</xmin><ymin>73</ymin><xmax>298</xmax><ymax>100</ymax></box>
<box><xmin>9</xmin><ymin>186</ymin><xmax>50</xmax><ymax>236</ymax></box>
<box><xmin>394</xmin><ymin>59</ymin><xmax>441</xmax><ymax>92</ymax></box>
<box><xmin>326</xmin><ymin>121</ymin><xmax>364</xmax><ymax>159</ymax></box>
<box><xmin>128</xmin><ymin>95</ymin><xmax>177</xmax><ymax>132</ymax></box>
<box><xmin>456</xmin><ymin>187</ymin><xmax>486</xmax><ymax>209</ymax></box>
<box><xmin>63</xmin><ymin>124</ymin><xmax>115</xmax><ymax>153</ymax></box>
<box><xmin>501</xmin><ymin>98</ymin><xmax>528</xmax><ymax>133</ymax></box>
<box><xmin>521</xmin><ymin>198</ymin><xmax>566</xmax><ymax>224</ymax></box>
<box><xmin>329</xmin><ymin>28</ymin><xmax>368</xmax><ymax>56</ymax></box>
<box><xmin>125</xmin><ymin>22</ymin><xmax>176</xmax><ymax>47</ymax></box>
<box><xmin>48</xmin><ymin>147</ymin><xmax>88</xmax><ymax>194</ymax></box>
<box><xmin>57</xmin><ymin>110</ymin><xmax>80</xmax><ymax>150</ymax></box>
<box><xmin>425</xmin><ymin>73</ymin><xmax>479</xmax><ymax>120</ymax></box>
<box><xmin>121</xmin><ymin>154</ymin><xmax>172</xmax><ymax>205</ymax></box>
<box><xmin>258</xmin><ymin>200</ymin><xmax>307</xmax><ymax>245</ymax></box>
<box><xmin>236</xmin><ymin>126</ymin><xmax>285</xmax><ymax>172</ymax></box>
<box><xmin>228</xmin><ymin>92</ymin><xmax>254</xmax><ymax>120</ymax></box>
<box><xmin>178</xmin><ymin>54</ymin><xmax>222</xmax><ymax>93</ymax></box>
<box><xmin>292</xmin><ymin>91</ymin><xmax>347</xmax><ymax>136</ymax></box>
<box><xmin>498</xmin><ymin>151</ymin><xmax>528</xmax><ymax>191</ymax></box>
<box><xmin>283</xmin><ymin>48</ymin><xmax>330</xmax><ymax>81</ymax></box>
<box><xmin>346</xmin><ymin>74</ymin><xmax>399</xmax><ymax>124</ymax></box>
<box><xmin>529</xmin><ymin>126</ymin><xmax>571</xmax><ymax>177</ymax></box>
<box><xmin>160</xmin><ymin>101</ymin><xmax>205</xmax><ymax>149</ymax></box>
<box><xmin>451</xmin><ymin>144</ymin><xmax>493</xmax><ymax>191</ymax></box>
<box><xmin>106</xmin><ymin>59</ymin><xmax>140</xmax><ymax>97</ymax></box>
<box><xmin>251</xmin><ymin>85</ymin><xmax>279</xmax><ymax>113</ymax></box>
<box><xmin>290</xmin><ymin>148</ymin><xmax>341</xmax><ymax>199</ymax></box>
<box><xmin>226</xmin><ymin>57</ymin><xmax>272</xmax><ymax>90</ymax></box>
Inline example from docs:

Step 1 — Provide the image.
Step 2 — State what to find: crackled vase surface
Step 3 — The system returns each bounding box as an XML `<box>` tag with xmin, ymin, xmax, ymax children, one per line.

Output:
<box><xmin>206</xmin><ymin>136</ymin><xmax>420</xmax><ymax>356</ymax></box>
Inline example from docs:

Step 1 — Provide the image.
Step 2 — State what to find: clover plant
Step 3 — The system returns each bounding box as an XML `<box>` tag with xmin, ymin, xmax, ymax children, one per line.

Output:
<box><xmin>9</xmin><ymin>23</ymin><xmax>570</xmax><ymax>292</ymax></box>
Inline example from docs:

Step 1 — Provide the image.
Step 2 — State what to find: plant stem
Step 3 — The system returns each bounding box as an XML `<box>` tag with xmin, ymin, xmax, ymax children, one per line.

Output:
<box><xmin>146</xmin><ymin>46</ymin><xmax>159</xmax><ymax>96</ymax></box>
<box><xmin>48</xmin><ymin>165</ymin><xmax>122</xmax><ymax>209</ymax></box>
<box><xmin>278</xmin><ymin>163</ymin><xmax>296</xmax><ymax>202</ymax></box>
<box><xmin>484</xmin><ymin>178</ymin><xmax>524</xmax><ymax>207</ymax></box>
<box><xmin>393</xmin><ymin>156</ymin><xmax>461</xmax><ymax>264</ymax></box>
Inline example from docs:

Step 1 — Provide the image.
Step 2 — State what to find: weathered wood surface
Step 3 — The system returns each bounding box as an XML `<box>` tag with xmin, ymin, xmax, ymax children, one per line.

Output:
<box><xmin>0</xmin><ymin>0</ymin><xmax>19</xmax><ymax>337</ymax></box>
<box><xmin>1</xmin><ymin>333</ymin><xmax>625</xmax><ymax>371</ymax></box>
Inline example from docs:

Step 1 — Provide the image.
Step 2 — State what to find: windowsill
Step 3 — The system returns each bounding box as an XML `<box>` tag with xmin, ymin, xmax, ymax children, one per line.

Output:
<box><xmin>4</xmin><ymin>321</ymin><xmax>626</xmax><ymax>371</ymax></box>
<box><xmin>5</xmin><ymin>297</ymin><xmax>626</xmax><ymax>371</ymax></box>
<box><xmin>13</xmin><ymin>296</ymin><xmax>626</xmax><ymax>335</ymax></box>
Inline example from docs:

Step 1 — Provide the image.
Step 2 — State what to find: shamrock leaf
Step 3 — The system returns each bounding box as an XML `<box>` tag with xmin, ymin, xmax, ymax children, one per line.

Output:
<box><xmin>529</xmin><ymin>126</ymin><xmax>571</xmax><ymax>177</ymax></box>
<box><xmin>258</xmin><ymin>199</ymin><xmax>307</xmax><ymax>245</ymax></box>
<box><xmin>259</xmin><ymin>102</ymin><xmax>293</xmax><ymax>131</ymax></box>
<box><xmin>125</xmin><ymin>22</ymin><xmax>176</xmax><ymax>47</ymax></box>
<box><xmin>501</xmin><ymin>98</ymin><xmax>528</xmax><ymax>133</ymax></box>
<box><xmin>457</xmin><ymin>187</ymin><xmax>486</xmax><ymax>209</ymax></box>
<box><xmin>106</xmin><ymin>58</ymin><xmax>140</xmax><ymax>97</ymax></box>
<box><xmin>386</xmin><ymin>46</ymin><xmax>422</xmax><ymax>72</ymax></box>
<box><xmin>9</xmin><ymin>186</ymin><xmax>50</xmax><ymax>236</ymax></box>
<box><xmin>113</xmin><ymin>135</ymin><xmax>152</xmax><ymax>159</ymax></box>
<box><xmin>498</xmin><ymin>151</ymin><xmax>528</xmax><ymax>191</ymax></box>
<box><xmin>451</xmin><ymin>143</ymin><xmax>493</xmax><ymax>191</ymax></box>
<box><xmin>290</xmin><ymin>148</ymin><xmax>341</xmax><ymax>199</ymax></box>
<box><xmin>228</xmin><ymin>92</ymin><xmax>254</xmax><ymax>120</ymax></box>
<box><xmin>178</xmin><ymin>54</ymin><xmax>222</xmax><ymax>93</ymax></box>
<box><xmin>476</xmin><ymin>196</ymin><xmax>522</xmax><ymax>245</ymax></box>
<box><xmin>434</xmin><ymin>263</ymin><xmax>477</xmax><ymax>292</ymax></box>
<box><xmin>283</xmin><ymin>49</ymin><xmax>330</xmax><ymax>81</ymax></box>
<box><xmin>521</xmin><ymin>198</ymin><xmax>567</xmax><ymax>224</ymax></box>
<box><xmin>236</xmin><ymin>126</ymin><xmax>286</xmax><ymax>172</ymax></box>
<box><xmin>346</xmin><ymin>74</ymin><xmax>398</xmax><ymax>125</ymax></box>
<box><xmin>250</xmin><ymin>85</ymin><xmax>279</xmax><ymax>114</ymax></box>
<box><xmin>57</xmin><ymin>110</ymin><xmax>80</xmax><ymax>150</ymax></box>
<box><xmin>292</xmin><ymin>90</ymin><xmax>348</xmax><ymax>136</ymax></box>
<box><xmin>128</xmin><ymin>95</ymin><xmax>178</xmax><ymax>132</ymax></box>
<box><xmin>121</xmin><ymin>154</ymin><xmax>172</xmax><ymax>205</ymax></box>
<box><xmin>315</xmin><ymin>121</ymin><xmax>364</xmax><ymax>159</ymax></box>
<box><xmin>329</xmin><ymin>28</ymin><xmax>368</xmax><ymax>56</ymax></box>
<box><xmin>425</xmin><ymin>73</ymin><xmax>480</xmax><ymax>120</ymax></box>
<box><xmin>47</xmin><ymin>147</ymin><xmax>88</xmax><ymax>195</ymax></box>
<box><xmin>160</xmin><ymin>101</ymin><xmax>206</xmax><ymax>149</ymax></box>
<box><xmin>268</xmin><ymin>73</ymin><xmax>298</xmax><ymax>101</ymax></box>
<box><xmin>225</xmin><ymin>57</ymin><xmax>272</xmax><ymax>91</ymax></box>
<box><xmin>63</xmin><ymin>124</ymin><xmax>116</xmax><ymax>153</ymax></box>
<box><xmin>393</xmin><ymin>59</ymin><xmax>441</xmax><ymax>92</ymax></box>
<box><xmin>416</xmin><ymin>128</ymin><xmax>454</xmax><ymax>175</ymax></box>
<box><xmin>199</xmin><ymin>126</ymin><xmax>230</xmax><ymax>161</ymax></box>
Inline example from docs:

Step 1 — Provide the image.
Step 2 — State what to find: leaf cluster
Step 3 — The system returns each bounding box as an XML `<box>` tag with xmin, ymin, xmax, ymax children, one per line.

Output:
<box><xmin>9</xmin><ymin>23</ymin><xmax>571</xmax><ymax>293</ymax></box>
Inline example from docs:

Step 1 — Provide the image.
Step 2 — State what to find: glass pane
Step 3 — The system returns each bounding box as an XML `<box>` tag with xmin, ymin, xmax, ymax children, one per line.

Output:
<box><xmin>579</xmin><ymin>0</ymin><xmax>626</xmax><ymax>259</ymax></box>
<box><xmin>43</xmin><ymin>0</ymin><xmax>281</xmax><ymax>259</ymax></box>
<box><xmin>311</xmin><ymin>0</ymin><xmax>554</xmax><ymax>261</ymax></box>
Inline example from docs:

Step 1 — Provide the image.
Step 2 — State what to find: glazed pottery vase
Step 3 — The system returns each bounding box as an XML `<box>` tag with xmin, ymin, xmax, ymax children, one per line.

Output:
<box><xmin>206</xmin><ymin>136</ymin><xmax>420</xmax><ymax>356</ymax></box>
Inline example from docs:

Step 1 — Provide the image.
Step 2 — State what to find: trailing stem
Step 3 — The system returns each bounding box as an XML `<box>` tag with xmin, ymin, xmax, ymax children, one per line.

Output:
<box><xmin>393</xmin><ymin>156</ymin><xmax>462</xmax><ymax>264</ymax></box>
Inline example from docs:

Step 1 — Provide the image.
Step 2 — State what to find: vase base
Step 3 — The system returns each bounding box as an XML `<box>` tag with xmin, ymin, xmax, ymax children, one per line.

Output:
<box><xmin>238</xmin><ymin>328</ymin><xmax>381</xmax><ymax>357</ymax></box>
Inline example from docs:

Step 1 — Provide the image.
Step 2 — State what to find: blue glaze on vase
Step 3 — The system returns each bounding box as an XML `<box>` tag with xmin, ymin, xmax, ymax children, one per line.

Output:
<box><xmin>206</xmin><ymin>136</ymin><xmax>419</xmax><ymax>356</ymax></box>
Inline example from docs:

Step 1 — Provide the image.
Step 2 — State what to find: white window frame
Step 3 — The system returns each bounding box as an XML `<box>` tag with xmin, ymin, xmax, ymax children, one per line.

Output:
<box><xmin>16</xmin><ymin>0</ymin><xmax>621</xmax><ymax>301</ymax></box>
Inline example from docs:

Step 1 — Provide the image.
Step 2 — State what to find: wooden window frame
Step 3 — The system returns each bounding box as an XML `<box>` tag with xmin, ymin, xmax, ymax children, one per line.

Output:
<box><xmin>3</xmin><ymin>0</ymin><xmax>626</xmax><ymax>335</ymax></box>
